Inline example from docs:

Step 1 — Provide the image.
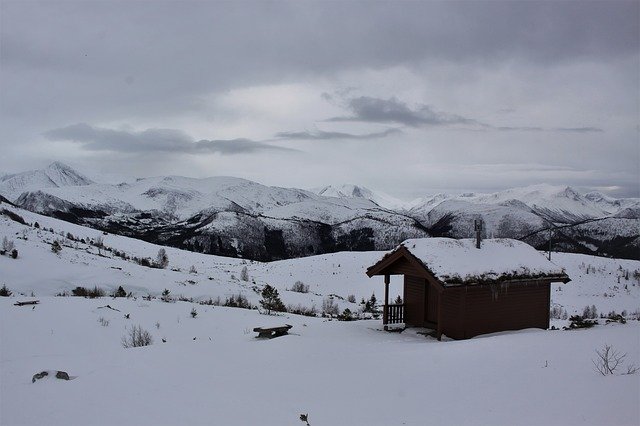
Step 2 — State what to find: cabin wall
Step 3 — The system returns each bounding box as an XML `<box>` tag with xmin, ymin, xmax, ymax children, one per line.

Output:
<box><xmin>455</xmin><ymin>281</ymin><xmax>551</xmax><ymax>339</ymax></box>
<box><xmin>403</xmin><ymin>275</ymin><xmax>425</xmax><ymax>327</ymax></box>
<box><xmin>440</xmin><ymin>288</ymin><xmax>465</xmax><ymax>339</ymax></box>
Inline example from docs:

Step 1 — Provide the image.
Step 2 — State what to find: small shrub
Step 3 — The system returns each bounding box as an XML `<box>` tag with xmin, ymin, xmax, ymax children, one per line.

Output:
<box><xmin>112</xmin><ymin>286</ymin><xmax>127</xmax><ymax>298</ymax></box>
<box><xmin>121</xmin><ymin>325</ymin><xmax>153</xmax><ymax>348</ymax></box>
<box><xmin>337</xmin><ymin>308</ymin><xmax>354</xmax><ymax>321</ymax></box>
<box><xmin>286</xmin><ymin>304</ymin><xmax>318</xmax><ymax>317</ymax></box>
<box><xmin>550</xmin><ymin>305</ymin><xmax>568</xmax><ymax>320</ymax></box>
<box><xmin>224</xmin><ymin>293</ymin><xmax>253</xmax><ymax>309</ymax></box>
<box><xmin>154</xmin><ymin>248</ymin><xmax>169</xmax><ymax>269</ymax></box>
<box><xmin>200</xmin><ymin>296</ymin><xmax>221</xmax><ymax>306</ymax></box>
<box><xmin>347</xmin><ymin>294</ymin><xmax>356</xmax><ymax>303</ymax></box>
<box><xmin>10</xmin><ymin>249</ymin><xmax>17</xmax><ymax>259</ymax></box>
<box><xmin>582</xmin><ymin>305</ymin><xmax>598</xmax><ymax>319</ymax></box>
<box><xmin>291</xmin><ymin>281</ymin><xmax>309</xmax><ymax>293</ymax></box>
<box><xmin>161</xmin><ymin>288</ymin><xmax>171</xmax><ymax>302</ymax></box>
<box><xmin>87</xmin><ymin>286</ymin><xmax>105</xmax><ymax>298</ymax></box>
<box><xmin>71</xmin><ymin>286</ymin><xmax>105</xmax><ymax>298</ymax></box>
<box><xmin>190</xmin><ymin>307</ymin><xmax>198</xmax><ymax>318</ymax></box>
<box><xmin>97</xmin><ymin>317</ymin><xmax>110</xmax><ymax>327</ymax></box>
<box><xmin>72</xmin><ymin>286</ymin><xmax>89</xmax><ymax>297</ymax></box>
<box><xmin>2</xmin><ymin>236</ymin><xmax>15</xmax><ymax>252</ymax></box>
<box><xmin>138</xmin><ymin>257</ymin><xmax>152</xmax><ymax>268</ymax></box>
<box><xmin>240</xmin><ymin>266</ymin><xmax>249</xmax><ymax>282</ymax></box>
<box><xmin>189</xmin><ymin>265</ymin><xmax>198</xmax><ymax>274</ymax></box>
<box><xmin>565</xmin><ymin>315</ymin><xmax>597</xmax><ymax>329</ymax></box>
<box><xmin>0</xmin><ymin>284</ymin><xmax>12</xmax><ymax>297</ymax></box>
<box><xmin>322</xmin><ymin>297</ymin><xmax>339</xmax><ymax>317</ymax></box>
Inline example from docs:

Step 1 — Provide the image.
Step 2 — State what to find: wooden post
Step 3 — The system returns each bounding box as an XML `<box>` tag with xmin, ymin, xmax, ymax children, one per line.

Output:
<box><xmin>436</xmin><ymin>291</ymin><xmax>443</xmax><ymax>341</ymax></box>
<box><xmin>383</xmin><ymin>274</ymin><xmax>390</xmax><ymax>331</ymax></box>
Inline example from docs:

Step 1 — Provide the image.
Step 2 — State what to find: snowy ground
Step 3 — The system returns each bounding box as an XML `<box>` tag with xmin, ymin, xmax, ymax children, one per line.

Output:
<box><xmin>1</xmin><ymin>204</ymin><xmax>639</xmax><ymax>425</ymax></box>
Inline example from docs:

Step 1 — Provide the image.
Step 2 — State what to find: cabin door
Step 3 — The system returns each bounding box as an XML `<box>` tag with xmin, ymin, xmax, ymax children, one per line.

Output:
<box><xmin>424</xmin><ymin>283</ymin><xmax>438</xmax><ymax>325</ymax></box>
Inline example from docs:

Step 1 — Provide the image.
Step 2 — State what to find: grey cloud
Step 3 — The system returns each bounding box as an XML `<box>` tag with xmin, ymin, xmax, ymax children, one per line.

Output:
<box><xmin>329</xmin><ymin>95</ymin><xmax>604</xmax><ymax>133</ymax></box>
<box><xmin>44</xmin><ymin>123</ymin><xmax>295</xmax><ymax>155</ymax></box>
<box><xmin>554</xmin><ymin>127</ymin><xmax>604</xmax><ymax>133</ymax></box>
<box><xmin>194</xmin><ymin>138</ymin><xmax>296</xmax><ymax>154</ymax></box>
<box><xmin>496</xmin><ymin>126</ymin><xmax>603</xmax><ymax>133</ymax></box>
<box><xmin>327</xmin><ymin>96</ymin><xmax>481</xmax><ymax>128</ymax></box>
<box><xmin>275</xmin><ymin>127</ymin><xmax>402</xmax><ymax>140</ymax></box>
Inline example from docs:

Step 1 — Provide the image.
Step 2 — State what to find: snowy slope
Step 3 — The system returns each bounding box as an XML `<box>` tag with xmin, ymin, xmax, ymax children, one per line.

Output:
<box><xmin>0</xmin><ymin>162</ymin><xmax>93</xmax><ymax>201</ymax></box>
<box><xmin>1</xmin><ymin>205</ymin><xmax>639</xmax><ymax>426</ymax></box>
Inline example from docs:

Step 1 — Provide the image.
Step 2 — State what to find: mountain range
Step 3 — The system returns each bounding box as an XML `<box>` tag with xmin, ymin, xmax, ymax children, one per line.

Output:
<box><xmin>1</xmin><ymin>162</ymin><xmax>638</xmax><ymax>260</ymax></box>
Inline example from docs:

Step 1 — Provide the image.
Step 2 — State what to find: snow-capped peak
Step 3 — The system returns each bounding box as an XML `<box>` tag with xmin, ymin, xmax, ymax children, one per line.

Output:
<box><xmin>314</xmin><ymin>184</ymin><xmax>407</xmax><ymax>209</ymax></box>
<box><xmin>0</xmin><ymin>162</ymin><xmax>93</xmax><ymax>202</ymax></box>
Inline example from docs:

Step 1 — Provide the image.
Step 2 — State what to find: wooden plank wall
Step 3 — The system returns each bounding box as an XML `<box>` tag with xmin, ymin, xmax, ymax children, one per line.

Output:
<box><xmin>404</xmin><ymin>275</ymin><xmax>425</xmax><ymax>326</ymax></box>
<box><xmin>443</xmin><ymin>281</ymin><xmax>550</xmax><ymax>339</ymax></box>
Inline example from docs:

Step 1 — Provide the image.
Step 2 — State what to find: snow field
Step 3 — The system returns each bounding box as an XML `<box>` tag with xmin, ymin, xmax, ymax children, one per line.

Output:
<box><xmin>1</xmin><ymin>297</ymin><xmax>638</xmax><ymax>425</ymax></box>
<box><xmin>1</xmin><ymin>203</ymin><xmax>640</xmax><ymax>425</ymax></box>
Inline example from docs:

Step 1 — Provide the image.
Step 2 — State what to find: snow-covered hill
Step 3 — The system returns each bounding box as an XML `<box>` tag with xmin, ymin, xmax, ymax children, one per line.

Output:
<box><xmin>1</xmin><ymin>200</ymin><xmax>639</xmax><ymax>426</ymax></box>
<box><xmin>4</xmin><ymin>163</ymin><xmax>638</xmax><ymax>260</ymax></box>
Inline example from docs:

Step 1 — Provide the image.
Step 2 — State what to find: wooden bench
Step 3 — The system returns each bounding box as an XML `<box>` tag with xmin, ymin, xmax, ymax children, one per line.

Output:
<box><xmin>253</xmin><ymin>324</ymin><xmax>292</xmax><ymax>338</ymax></box>
<box><xmin>14</xmin><ymin>300</ymin><xmax>40</xmax><ymax>307</ymax></box>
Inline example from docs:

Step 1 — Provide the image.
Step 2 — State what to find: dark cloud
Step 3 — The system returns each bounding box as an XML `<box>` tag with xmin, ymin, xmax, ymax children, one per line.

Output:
<box><xmin>327</xmin><ymin>96</ymin><xmax>481</xmax><ymax>128</ymax></box>
<box><xmin>275</xmin><ymin>128</ymin><xmax>402</xmax><ymax>140</ymax></box>
<box><xmin>44</xmin><ymin>123</ymin><xmax>295</xmax><ymax>155</ymax></box>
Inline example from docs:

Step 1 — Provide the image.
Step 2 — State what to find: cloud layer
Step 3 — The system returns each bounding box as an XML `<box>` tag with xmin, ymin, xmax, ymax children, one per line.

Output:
<box><xmin>45</xmin><ymin>123</ymin><xmax>295</xmax><ymax>155</ymax></box>
<box><xmin>1</xmin><ymin>1</ymin><xmax>637</xmax><ymax>196</ymax></box>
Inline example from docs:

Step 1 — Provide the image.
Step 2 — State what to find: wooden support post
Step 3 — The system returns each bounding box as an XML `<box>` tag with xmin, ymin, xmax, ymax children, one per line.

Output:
<box><xmin>436</xmin><ymin>291</ymin><xmax>443</xmax><ymax>341</ymax></box>
<box><xmin>383</xmin><ymin>274</ymin><xmax>390</xmax><ymax>331</ymax></box>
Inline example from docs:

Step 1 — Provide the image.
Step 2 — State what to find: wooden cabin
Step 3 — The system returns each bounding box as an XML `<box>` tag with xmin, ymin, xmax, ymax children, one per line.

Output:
<box><xmin>366</xmin><ymin>238</ymin><xmax>570</xmax><ymax>340</ymax></box>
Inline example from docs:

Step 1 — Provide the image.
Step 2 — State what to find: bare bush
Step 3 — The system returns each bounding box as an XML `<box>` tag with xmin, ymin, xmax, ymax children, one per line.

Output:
<box><xmin>240</xmin><ymin>266</ymin><xmax>249</xmax><ymax>282</ymax></box>
<box><xmin>592</xmin><ymin>344</ymin><xmax>629</xmax><ymax>375</ymax></box>
<box><xmin>291</xmin><ymin>281</ymin><xmax>309</xmax><ymax>293</ymax></box>
<box><xmin>155</xmin><ymin>248</ymin><xmax>169</xmax><ymax>269</ymax></box>
<box><xmin>322</xmin><ymin>297</ymin><xmax>339</xmax><ymax>317</ymax></box>
<box><xmin>121</xmin><ymin>325</ymin><xmax>153</xmax><ymax>348</ymax></box>
<box><xmin>2</xmin><ymin>236</ymin><xmax>15</xmax><ymax>253</ymax></box>
<box><xmin>97</xmin><ymin>317</ymin><xmax>110</xmax><ymax>327</ymax></box>
<box><xmin>347</xmin><ymin>294</ymin><xmax>356</xmax><ymax>303</ymax></box>
<box><xmin>582</xmin><ymin>304</ymin><xmax>598</xmax><ymax>319</ymax></box>
<box><xmin>550</xmin><ymin>305</ymin><xmax>568</xmax><ymax>320</ymax></box>
<box><xmin>189</xmin><ymin>265</ymin><xmax>198</xmax><ymax>274</ymax></box>
<box><xmin>287</xmin><ymin>304</ymin><xmax>318</xmax><ymax>317</ymax></box>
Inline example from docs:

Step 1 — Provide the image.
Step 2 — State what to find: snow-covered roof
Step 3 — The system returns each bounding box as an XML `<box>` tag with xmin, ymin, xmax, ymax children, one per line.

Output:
<box><xmin>374</xmin><ymin>238</ymin><xmax>568</xmax><ymax>286</ymax></box>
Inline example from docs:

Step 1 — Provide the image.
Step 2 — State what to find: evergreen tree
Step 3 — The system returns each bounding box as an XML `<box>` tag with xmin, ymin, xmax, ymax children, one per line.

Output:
<box><xmin>51</xmin><ymin>240</ymin><xmax>62</xmax><ymax>254</ymax></box>
<box><xmin>259</xmin><ymin>284</ymin><xmax>285</xmax><ymax>315</ymax></box>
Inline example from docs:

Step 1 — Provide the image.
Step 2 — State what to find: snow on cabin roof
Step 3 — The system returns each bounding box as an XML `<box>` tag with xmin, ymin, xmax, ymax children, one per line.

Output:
<box><xmin>389</xmin><ymin>238</ymin><xmax>567</xmax><ymax>285</ymax></box>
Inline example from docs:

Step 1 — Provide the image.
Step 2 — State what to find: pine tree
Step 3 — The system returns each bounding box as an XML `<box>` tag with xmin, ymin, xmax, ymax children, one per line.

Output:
<box><xmin>259</xmin><ymin>284</ymin><xmax>285</xmax><ymax>315</ymax></box>
<box><xmin>51</xmin><ymin>240</ymin><xmax>62</xmax><ymax>254</ymax></box>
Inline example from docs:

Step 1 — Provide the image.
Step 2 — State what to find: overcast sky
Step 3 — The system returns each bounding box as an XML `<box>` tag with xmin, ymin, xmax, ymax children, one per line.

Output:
<box><xmin>1</xmin><ymin>1</ymin><xmax>638</xmax><ymax>198</ymax></box>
